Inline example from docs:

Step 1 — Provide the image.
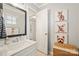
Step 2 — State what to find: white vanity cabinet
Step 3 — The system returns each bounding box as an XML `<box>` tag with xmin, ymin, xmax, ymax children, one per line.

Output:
<box><xmin>12</xmin><ymin>43</ymin><xmax>37</xmax><ymax>56</ymax></box>
<box><xmin>8</xmin><ymin>40</ymin><xmax>37</xmax><ymax>56</ymax></box>
<box><xmin>0</xmin><ymin>40</ymin><xmax>37</xmax><ymax>56</ymax></box>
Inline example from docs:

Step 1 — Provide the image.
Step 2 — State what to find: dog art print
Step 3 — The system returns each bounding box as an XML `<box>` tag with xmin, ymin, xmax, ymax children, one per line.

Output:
<box><xmin>57</xmin><ymin>11</ymin><xmax>64</xmax><ymax>21</ymax></box>
<box><xmin>55</xmin><ymin>9</ymin><xmax>68</xmax><ymax>44</ymax></box>
<box><xmin>55</xmin><ymin>33</ymin><xmax>67</xmax><ymax>43</ymax></box>
<box><xmin>55</xmin><ymin>22</ymin><xmax>67</xmax><ymax>33</ymax></box>
<box><xmin>57</xmin><ymin>35</ymin><xmax>64</xmax><ymax>44</ymax></box>
<box><xmin>55</xmin><ymin>9</ymin><xmax>67</xmax><ymax>21</ymax></box>
<box><xmin>57</xmin><ymin>24</ymin><xmax>65</xmax><ymax>33</ymax></box>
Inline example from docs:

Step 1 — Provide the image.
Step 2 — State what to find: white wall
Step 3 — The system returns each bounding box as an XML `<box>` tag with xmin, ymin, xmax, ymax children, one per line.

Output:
<box><xmin>29</xmin><ymin>19</ymin><xmax>36</xmax><ymax>41</ymax></box>
<box><xmin>47</xmin><ymin>3</ymin><xmax>79</xmax><ymax>52</ymax></box>
<box><xmin>28</xmin><ymin>6</ymin><xmax>37</xmax><ymax>41</ymax></box>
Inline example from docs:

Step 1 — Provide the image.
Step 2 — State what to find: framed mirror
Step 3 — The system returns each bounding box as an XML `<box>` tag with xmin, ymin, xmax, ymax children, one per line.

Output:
<box><xmin>2</xmin><ymin>3</ymin><xmax>27</xmax><ymax>37</ymax></box>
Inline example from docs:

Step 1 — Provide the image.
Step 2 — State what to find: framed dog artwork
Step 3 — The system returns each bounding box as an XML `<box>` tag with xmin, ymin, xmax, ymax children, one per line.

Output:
<box><xmin>55</xmin><ymin>9</ymin><xmax>67</xmax><ymax>22</ymax></box>
<box><xmin>55</xmin><ymin>9</ymin><xmax>68</xmax><ymax>44</ymax></box>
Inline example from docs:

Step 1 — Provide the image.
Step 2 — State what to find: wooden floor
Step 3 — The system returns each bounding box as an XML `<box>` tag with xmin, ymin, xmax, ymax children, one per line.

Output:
<box><xmin>53</xmin><ymin>42</ymin><xmax>79</xmax><ymax>56</ymax></box>
<box><xmin>34</xmin><ymin>49</ymin><xmax>78</xmax><ymax>56</ymax></box>
<box><xmin>53</xmin><ymin>48</ymin><xmax>78</xmax><ymax>56</ymax></box>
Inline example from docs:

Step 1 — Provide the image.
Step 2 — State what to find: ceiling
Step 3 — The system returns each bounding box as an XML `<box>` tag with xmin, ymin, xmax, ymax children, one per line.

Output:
<box><xmin>28</xmin><ymin>3</ymin><xmax>48</xmax><ymax>13</ymax></box>
<box><xmin>28</xmin><ymin>3</ymin><xmax>48</xmax><ymax>18</ymax></box>
<box><xmin>31</xmin><ymin>3</ymin><xmax>48</xmax><ymax>9</ymax></box>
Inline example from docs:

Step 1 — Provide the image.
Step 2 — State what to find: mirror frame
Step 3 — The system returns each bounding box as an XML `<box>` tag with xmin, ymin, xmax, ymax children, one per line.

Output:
<box><xmin>3</xmin><ymin>3</ymin><xmax>27</xmax><ymax>37</ymax></box>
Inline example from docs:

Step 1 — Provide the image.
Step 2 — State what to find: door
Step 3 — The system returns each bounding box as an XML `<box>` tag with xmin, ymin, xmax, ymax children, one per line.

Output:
<box><xmin>36</xmin><ymin>9</ymin><xmax>48</xmax><ymax>54</ymax></box>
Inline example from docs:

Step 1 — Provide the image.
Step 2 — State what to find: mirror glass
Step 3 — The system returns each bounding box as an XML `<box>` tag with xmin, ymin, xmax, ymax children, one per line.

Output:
<box><xmin>3</xmin><ymin>4</ymin><xmax>26</xmax><ymax>37</ymax></box>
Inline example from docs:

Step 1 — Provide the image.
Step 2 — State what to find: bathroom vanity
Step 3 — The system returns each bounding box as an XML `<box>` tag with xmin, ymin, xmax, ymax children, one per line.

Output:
<box><xmin>0</xmin><ymin>3</ymin><xmax>37</xmax><ymax>56</ymax></box>
<box><xmin>0</xmin><ymin>39</ymin><xmax>37</xmax><ymax>56</ymax></box>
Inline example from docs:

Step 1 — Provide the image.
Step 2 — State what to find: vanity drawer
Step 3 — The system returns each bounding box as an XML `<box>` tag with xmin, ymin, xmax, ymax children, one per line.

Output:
<box><xmin>12</xmin><ymin>44</ymin><xmax>37</xmax><ymax>56</ymax></box>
